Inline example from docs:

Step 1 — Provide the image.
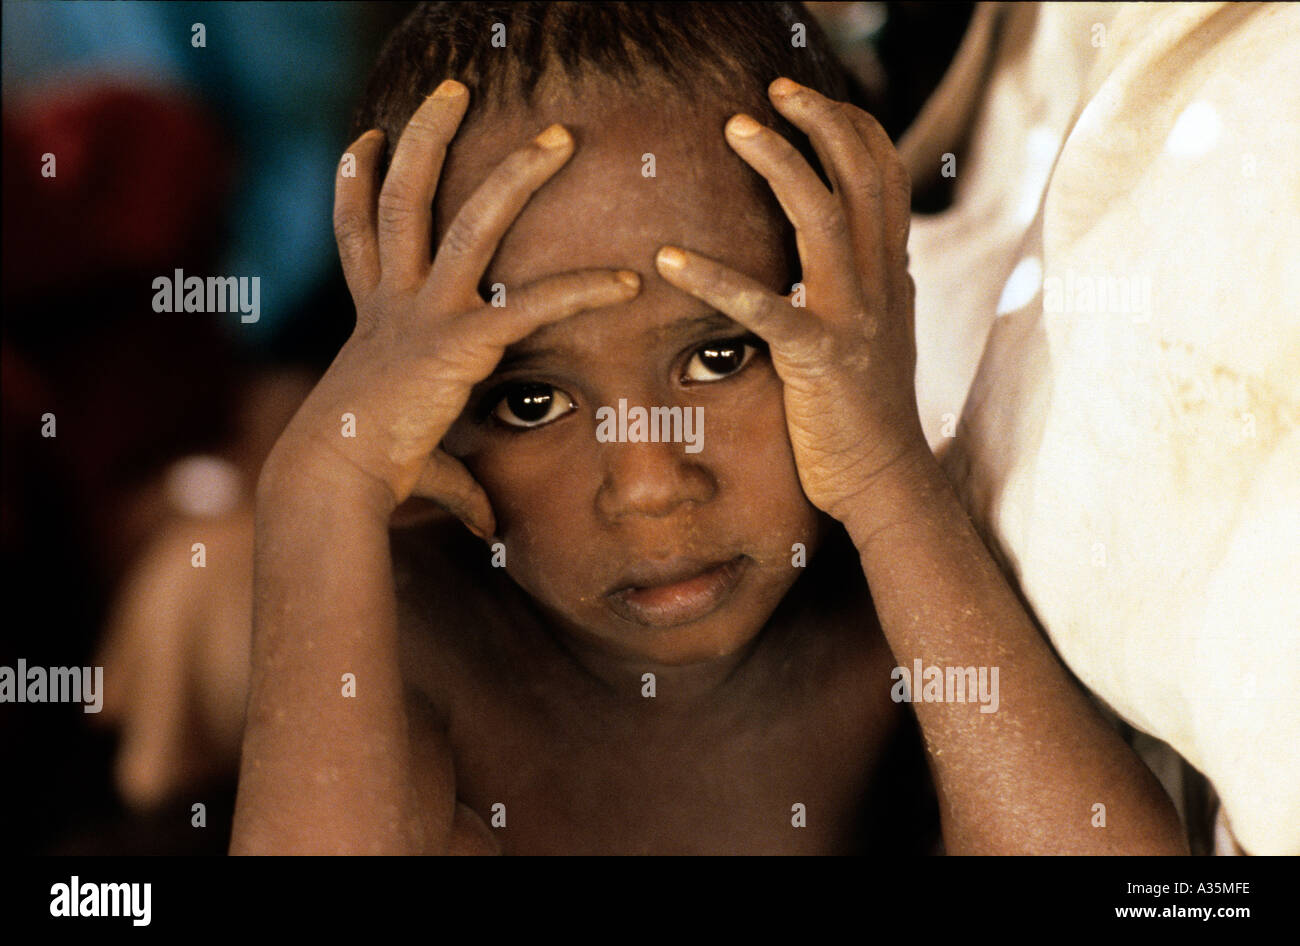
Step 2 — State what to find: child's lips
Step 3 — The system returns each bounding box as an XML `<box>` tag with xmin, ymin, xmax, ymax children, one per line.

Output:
<box><xmin>604</xmin><ymin>555</ymin><xmax>749</xmax><ymax>628</ymax></box>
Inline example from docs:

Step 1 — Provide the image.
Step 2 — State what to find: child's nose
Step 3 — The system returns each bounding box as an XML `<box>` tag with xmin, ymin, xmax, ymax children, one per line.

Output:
<box><xmin>594</xmin><ymin>440</ymin><xmax>716</xmax><ymax>521</ymax></box>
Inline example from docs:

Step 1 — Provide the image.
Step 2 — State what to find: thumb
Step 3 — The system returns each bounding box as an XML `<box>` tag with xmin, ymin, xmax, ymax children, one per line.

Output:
<box><xmin>412</xmin><ymin>449</ymin><xmax>497</xmax><ymax>540</ymax></box>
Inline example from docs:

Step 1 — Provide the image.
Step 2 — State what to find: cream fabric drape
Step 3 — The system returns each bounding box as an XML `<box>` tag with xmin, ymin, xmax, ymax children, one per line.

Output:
<box><xmin>906</xmin><ymin>2</ymin><xmax>1300</xmax><ymax>855</ymax></box>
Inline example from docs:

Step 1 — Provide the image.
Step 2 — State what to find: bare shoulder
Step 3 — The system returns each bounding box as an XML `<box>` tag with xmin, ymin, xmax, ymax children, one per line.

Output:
<box><xmin>389</xmin><ymin>512</ymin><xmax>509</xmax><ymax>716</ymax></box>
<box><xmin>389</xmin><ymin>512</ymin><xmax>518</xmax><ymax>854</ymax></box>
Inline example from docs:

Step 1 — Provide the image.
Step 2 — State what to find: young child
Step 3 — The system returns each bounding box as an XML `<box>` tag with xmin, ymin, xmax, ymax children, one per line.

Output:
<box><xmin>230</xmin><ymin>1</ymin><xmax>1188</xmax><ymax>855</ymax></box>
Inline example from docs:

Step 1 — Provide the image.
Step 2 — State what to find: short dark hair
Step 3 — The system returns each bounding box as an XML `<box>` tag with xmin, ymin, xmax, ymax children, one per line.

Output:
<box><xmin>354</xmin><ymin>1</ymin><xmax>851</xmax><ymax>172</ymax></box>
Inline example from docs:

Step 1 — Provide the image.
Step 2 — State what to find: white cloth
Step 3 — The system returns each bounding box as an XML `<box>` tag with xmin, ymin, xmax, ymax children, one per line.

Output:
<box><xmin>907</xmin><ymin>1</ymin><xmax>1300</xmax><ymax>855</ymax></box>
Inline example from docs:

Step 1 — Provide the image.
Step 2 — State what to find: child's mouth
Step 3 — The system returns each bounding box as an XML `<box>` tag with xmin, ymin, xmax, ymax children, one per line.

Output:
<box><xmin>604</xmin><ymin>555</ymin><xmax>749</xmax><ymax>628</ymax></box>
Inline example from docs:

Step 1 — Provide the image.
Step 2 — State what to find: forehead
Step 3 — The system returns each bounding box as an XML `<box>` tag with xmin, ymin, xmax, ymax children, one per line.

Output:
<box><xmin>434</xmin><ymin>83</ymin><xmax>789</xmax><ymax>348</ymax></box>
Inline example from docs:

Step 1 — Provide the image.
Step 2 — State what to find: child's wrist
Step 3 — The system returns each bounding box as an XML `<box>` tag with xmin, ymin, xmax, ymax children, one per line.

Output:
<box><xmin>257</xmin><ymin>438</ymin><xmax>399</xmax><ymax>523</ymax></box>
<box><xmin>835</xmin><ymin>446</ymin><xmax>949</xmax><ymax>554</ymax></box>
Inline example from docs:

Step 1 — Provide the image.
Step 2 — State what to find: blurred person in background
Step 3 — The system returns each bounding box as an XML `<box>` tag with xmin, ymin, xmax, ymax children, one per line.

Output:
<box><xmin>1</xmin><ymin>0</ymin><xmax>410</xmax><ymax>853</ymax></box>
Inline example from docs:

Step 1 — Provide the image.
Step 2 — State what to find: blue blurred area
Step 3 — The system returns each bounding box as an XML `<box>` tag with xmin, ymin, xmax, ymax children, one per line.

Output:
<box><xmin>2</xmin><ymin>0</ymin><xmax>370</xmax><ymax>346</ymax></box>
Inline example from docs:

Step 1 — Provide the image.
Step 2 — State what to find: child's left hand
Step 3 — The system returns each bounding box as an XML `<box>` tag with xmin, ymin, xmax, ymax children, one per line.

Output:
<box><xmin>656</xmin><ymin>77</ymin><xmax>926</xmax><ymax>524</ymax></box>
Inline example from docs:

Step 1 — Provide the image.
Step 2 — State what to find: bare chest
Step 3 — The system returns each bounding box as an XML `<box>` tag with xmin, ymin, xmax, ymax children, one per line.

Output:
<box><xmin>445</xmin><ymin>635</ymin><xmax>903</xmax><ymax>854</ymax></box>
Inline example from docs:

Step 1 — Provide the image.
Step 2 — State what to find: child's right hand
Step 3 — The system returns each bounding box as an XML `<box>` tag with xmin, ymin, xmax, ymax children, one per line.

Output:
<box><xmin>265</xmin><ymin>79</ymin><xmax>640</xmax><ymax>536</ymax></box>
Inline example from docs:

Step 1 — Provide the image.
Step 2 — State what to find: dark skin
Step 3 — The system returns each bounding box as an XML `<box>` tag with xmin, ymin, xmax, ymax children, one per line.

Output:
<box><xmin>437</xmin><ymin>80</ymin><xmax>829</xmax><ymax>683</ymax></box>
<box><xmin>400</xmin><ymin>78</ymin><xmax>901</xmax><ymax>853</ymax></box>
<box><xmin>393</xmin><ymin>518</ymin><xmax>902</xmax><ymax>854</ymax></box>
<box><xmin>231</xmin><ymin>74</ymin><xmax>1188</xmax><ymax>854</ymax></box>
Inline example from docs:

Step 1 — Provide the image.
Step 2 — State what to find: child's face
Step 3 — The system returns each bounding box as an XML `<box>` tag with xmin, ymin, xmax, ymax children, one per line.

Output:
<box><xmin>439</xmin><ymin>84</ymin><xmax>826</xmax><ymax>667</ymax></box>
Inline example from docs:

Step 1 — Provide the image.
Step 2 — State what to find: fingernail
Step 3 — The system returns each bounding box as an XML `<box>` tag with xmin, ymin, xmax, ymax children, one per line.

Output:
<box><xmin>534</xmin><ymin>123</ymin><xmax>571</xmax><ymax>150</ymax></box>
<box><xmin>432</xmin><ymin>79</ymin><xmax>466</xmax><ymax>99</ymax></box>
<box><xmin>727</xmin><ymin>114</ymin><xmax>763</xmax><ymax>138</ymax></box>
<box><xmin>657</xmin><ymin>247</ymin><xmax>686</xmax><ymax>269</ymax></box>
<box><xmin>615</xmin><ymin>270</ymin><xmax>640</xmax><ymax>289</ymax></box>
<box><xmin>770</xmin><ymin>77</ymin><xmax>801</xmax><ymax>98</ymax></box>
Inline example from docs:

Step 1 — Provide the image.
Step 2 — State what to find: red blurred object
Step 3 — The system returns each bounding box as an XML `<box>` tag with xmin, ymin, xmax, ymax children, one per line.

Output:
<box><xmin>3</xmin><ymin>82</ymin><xmax>233</xmax><ymax>301</ymax></box>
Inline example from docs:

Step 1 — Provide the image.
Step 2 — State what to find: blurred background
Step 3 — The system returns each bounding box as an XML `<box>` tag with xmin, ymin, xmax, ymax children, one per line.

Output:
<box><xmin>1</xmin><ymin>0</ymin><xmax>971</xmax><ymax>854</ymax></box>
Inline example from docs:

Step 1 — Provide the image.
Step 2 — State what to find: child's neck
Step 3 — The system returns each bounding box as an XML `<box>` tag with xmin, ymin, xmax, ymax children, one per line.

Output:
<box><xmin>542</xmin><ymin>613</ymin><xmax>772</xmax><ymax>709</ymax></box>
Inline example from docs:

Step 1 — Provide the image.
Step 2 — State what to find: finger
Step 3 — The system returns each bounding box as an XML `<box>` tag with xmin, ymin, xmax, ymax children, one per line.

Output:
<box><xmin>842</xmin><ymin>107</ymin><xmax>913</xmax><ymax>280</ymax></box>
<box><xmin>767</xmin><ymin>78</ymin><xmax>889</xmax><ymax>302</ymax></box>
<box><xmin>389</xmin><ymin>496</ymin><xmax>453</xmax><ymax>529</ymax></box>
<box><xmin>444</xmin><ymin>269</ymin><xmax>641</xmax><ymax>356</ymax></box>
<box><xmin>95</xmin><ymin>557</ymin><xmax>169</xmax><ymax>728</ymax></box>
<box><xmin>768</xmin><ymin>77</ymin><xmax>871</xmax><ymax>202</ymax></box>
<box><xmin>333</xmin><ymin>129</ymin><xmax>385</xmax><ymax>295</ymax></box>
<box><xmin>411</xmin><ymin>450</ymin><xmax>496</xmax><ymax>539</ymax></box>
<box><xmin>429</xmin><ymin>123</ymin><xmax>576</xmax><ymax>307</ymax></box>
<box><xmin>723</xmin><ymin>112</ymin><xmax>859</xmax><ymax>305</ymax></box>
<box><xmin>92</xmin><ymin>619</ymin><xmax>131</xmax><ymax>726</ymax></box>
<box><xmin>654</xmin><ymin>246</ymin><xmax>818</xmax><ymax>354</ymax></box>
<box><xmin>377</xmin><ymin>79</ymin><xmax>470</xmax><ymax>287</ymax></box>
<box><xmin>115</xmin><ymin>612</ymin><xmax>188</xmax><ymax>809</ymax></box>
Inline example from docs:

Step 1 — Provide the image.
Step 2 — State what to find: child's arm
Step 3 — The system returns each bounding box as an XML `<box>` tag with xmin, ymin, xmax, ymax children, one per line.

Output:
<box><xmin>655</xmin><ymin>78</ymin><xmax>1187</xmax><ymax>854</ymax></box>
<box><xmin>840</xmin><ymin>449</ymin><xmax>1188</xmax><ymax>854</ymax></box>
<box><xmin>232</xmin><ymin>457</ymin><xmax>431</xmax><ymax>853</ymax></box>
<box><xmin>229</xmin><ymin>81</ymin><xmax>640</xmax><ymax>854</ymax></box>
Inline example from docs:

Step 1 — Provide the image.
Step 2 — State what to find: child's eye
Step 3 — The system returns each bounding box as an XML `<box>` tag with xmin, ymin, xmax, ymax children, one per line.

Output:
<box><xmin>491</xmin><ymin>382</ymin><xmax>576</xmax><ymax>429</ymax></box>
<box><xmin>682</xmin><ymin>337</ymin><xmax>761</xmax><ymax>383</ymax></box>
